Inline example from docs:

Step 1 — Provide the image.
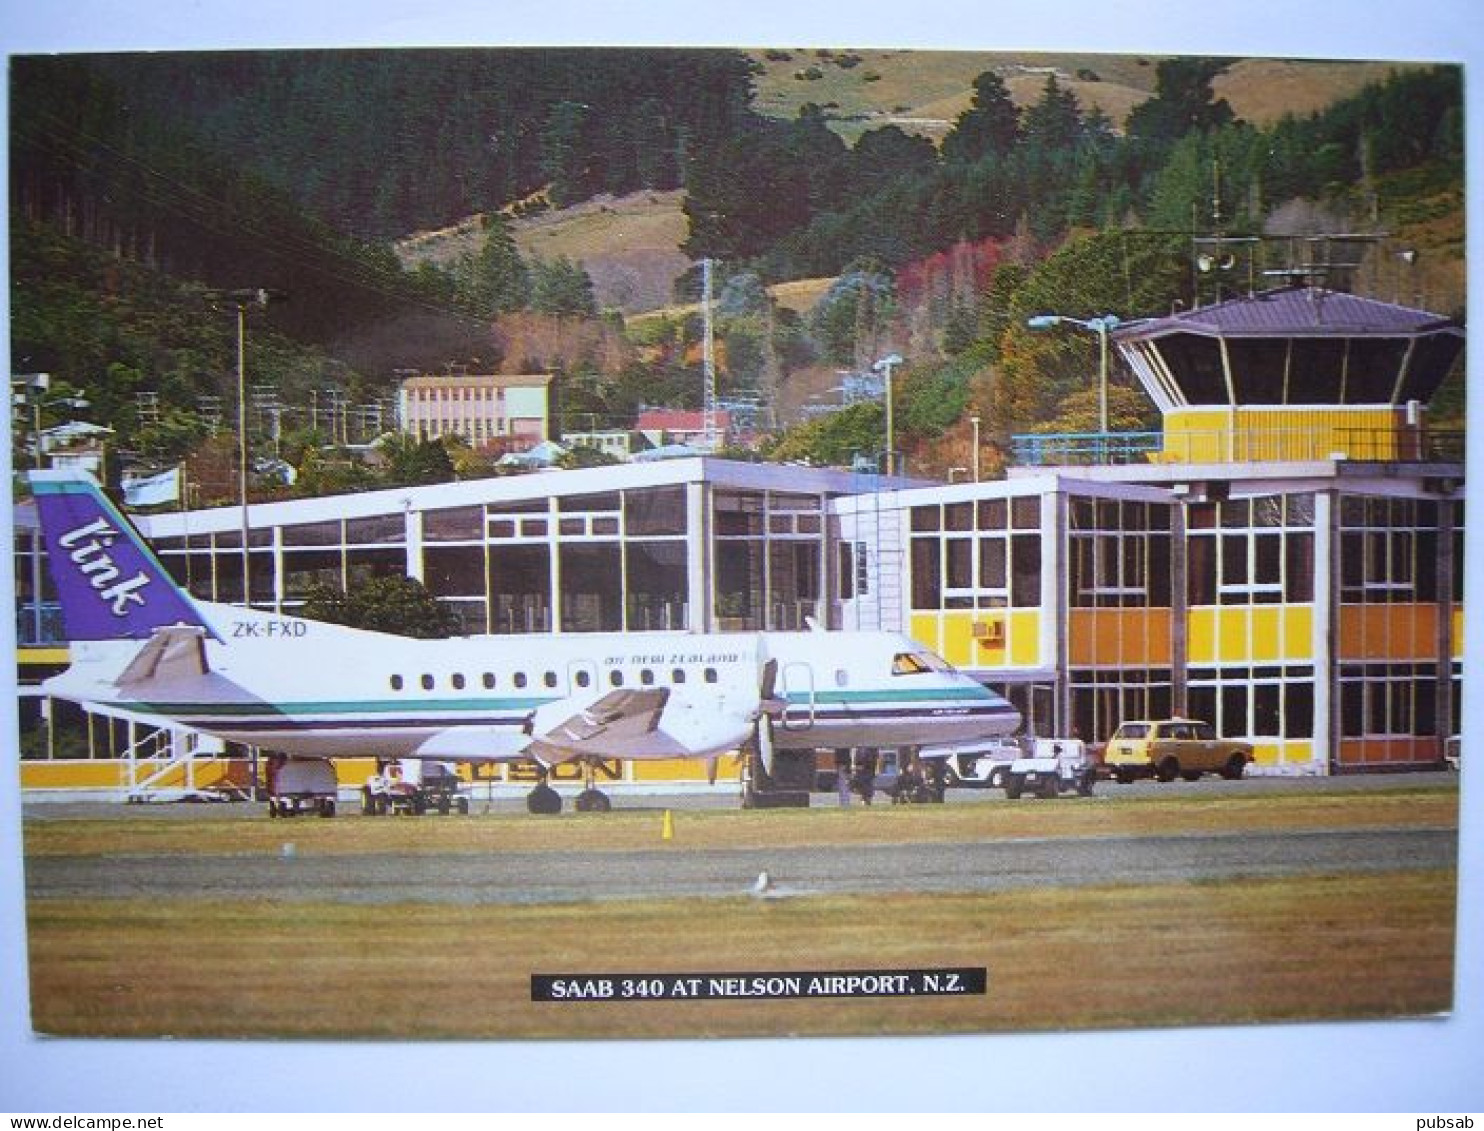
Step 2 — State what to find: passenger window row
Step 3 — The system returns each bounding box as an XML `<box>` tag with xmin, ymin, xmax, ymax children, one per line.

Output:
<box><xmin>388</xmin><ymin>666</ymin><xmax>721</xmax><ymax>693</ymax></box>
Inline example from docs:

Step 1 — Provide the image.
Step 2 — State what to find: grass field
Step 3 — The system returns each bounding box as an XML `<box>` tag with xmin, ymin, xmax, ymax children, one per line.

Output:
<box><xmin>27</xmin><ymin>872</ymin><xmax>1455</xmax><ymax>1039</ymax></box>
<box><xmin>22</xmin><ymin>785</ymin><xmax>1459</xmax><ymax>858</ymax></box>
<box><xmin>23</xmin><ymin>785</ymin><xmax>1459</xmax><ymax>1039</ymax></box>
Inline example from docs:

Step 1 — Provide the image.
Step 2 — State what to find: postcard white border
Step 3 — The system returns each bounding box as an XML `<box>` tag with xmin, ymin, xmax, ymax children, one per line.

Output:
<box><xmin>1</xmin><ymin>0</ymin><xmax>1480</xmax><ymax>1112</ymax></box>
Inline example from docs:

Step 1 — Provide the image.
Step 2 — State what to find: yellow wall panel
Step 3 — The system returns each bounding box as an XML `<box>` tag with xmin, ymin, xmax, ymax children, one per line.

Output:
<box><xmin>1250</xmin><ymin>741</ymin><xmax>1316</xmax><ymax>768</ymax></box>
<box><xmin>941</xmin><ymin>613</ymin><xmax>976</xmax><ymax>668</ymax></box>
<box><xmin>1283</xmin><ymin>742</ymin><xmax>1315</xmax><ymax>767</ymax></box>
<box><xmin>1162</xmin><ymin>407</ymin><xmax>1403</xmax><ymax>463</ymax></box>
<box><xmin>21</xmin><ymin>761</ymin><xmax>124</xmax><ymax>789</ymax></box>
<box><xmin>20</xmin><ymin>758</ymin><xmax>264</xmax><ymax>791</ymax></box>
<box><xmin>1249</xmin><ymin>742</ymin><xmax>1281</xmax><ymax>767</ymax></box>
<box><xmin>909</xmin><ymin>614</ymin><xmax>941</xmax><ymax>655</ymax></box>
<box><xmin>1218</xmin><ymin>607</ymin><xmax>1251</xmax><ymax>662</ymax></box>
<box><xmin>1282</xmin><ymin>606</ymin><xmax>1314</xmax><ymax>660</ymax></box>
<box><xmin>1189</xmin><ymin>608</ymin><xmax>1218</xmax><ymax>663</ymax></box>
<box><xmin>1250</xmin><ymin>607</ymin><xmax>1282</xmax><ymax>662</ymax></box>
<box><xmin>1009</xmin><ymin>610</ymin><xmax>1041</xmax><ymax>667</ymax></box>
<box><xmin>632</xmin><ymin>758</ymin><xmax>722</xmax><ymax>782</ymax></box>
<box><xmin>1163</xmin><ymin>410</ymin><xmax>1229</xmax><ymax>463</ymax></box>
<box><xmin>1455</xmin><ymin>609</ymin><xmax>1465</xmax><ymax>658</ymax></box>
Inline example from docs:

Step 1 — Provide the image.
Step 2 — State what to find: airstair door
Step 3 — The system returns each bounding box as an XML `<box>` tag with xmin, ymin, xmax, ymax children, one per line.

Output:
<box><xmin>780</xmin><ymin>661</ymin><xmax>817</xmax><ymax>732</ymax></box>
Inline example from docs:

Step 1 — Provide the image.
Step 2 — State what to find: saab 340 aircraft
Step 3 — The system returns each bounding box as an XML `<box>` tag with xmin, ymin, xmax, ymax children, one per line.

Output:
<box><xmin>30</xmin><ymin>470</ymin><xmax>1019</xmax><ymax>811</ymax></box>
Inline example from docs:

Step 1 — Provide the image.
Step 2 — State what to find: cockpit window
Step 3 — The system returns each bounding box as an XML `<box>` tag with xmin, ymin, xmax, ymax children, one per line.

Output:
<box><xmin>891</xmin><ymin>651</ymin><xmax>952</xmax><ymax>676</ymax></box>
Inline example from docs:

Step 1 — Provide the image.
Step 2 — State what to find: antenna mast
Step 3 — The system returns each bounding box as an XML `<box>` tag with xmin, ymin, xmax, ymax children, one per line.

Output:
<box><xmin>702</xmin><ymin>258</ymin><xmax>718</xmax><ymax>451</ymax></box>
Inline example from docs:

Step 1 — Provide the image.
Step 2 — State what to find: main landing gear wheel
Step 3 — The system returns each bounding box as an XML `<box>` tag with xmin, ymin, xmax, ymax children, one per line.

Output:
<box><xmin>575</xmin><ymin>788</ymin><xmax>612</xmax><ymax>812</ymax></box>
<box><xmin>526</xmin><ymin>782</ymin><xmax>562</xmax><ymax>814</ymax></box>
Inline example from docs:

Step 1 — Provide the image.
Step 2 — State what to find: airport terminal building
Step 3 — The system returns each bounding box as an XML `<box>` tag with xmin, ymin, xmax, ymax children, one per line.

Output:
<box><xmin>13</xmin><ymin>286</ymin><xmax>1467</xmax><ymax>793</ymax></box>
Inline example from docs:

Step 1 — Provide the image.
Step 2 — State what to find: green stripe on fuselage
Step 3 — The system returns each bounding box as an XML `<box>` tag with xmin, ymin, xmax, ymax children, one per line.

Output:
<box><xmin>122</xmin><ymin>685</ymin><xmax>992</xmax><ymax>721</ymax></box>
<box><xmin>124</xmin><ymin>696</ymin><xmax>553</xmax><ymax>718</ymax></box>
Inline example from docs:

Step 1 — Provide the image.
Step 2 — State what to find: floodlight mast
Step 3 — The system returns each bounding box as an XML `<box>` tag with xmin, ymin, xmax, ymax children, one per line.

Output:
<box><xmin>205</xmin><ymin>287</ymin><xmax>281</xmax><ymax>605</ymax></box>
<box><xmin>1026</xmin><ymin>314</ymin><xmax>1121</xmax><ymax>435</ymax></box>
<box><xmin>872</xmin><ymin>353</ymin><xmax>903</xmax><ymax>477</ymax></box>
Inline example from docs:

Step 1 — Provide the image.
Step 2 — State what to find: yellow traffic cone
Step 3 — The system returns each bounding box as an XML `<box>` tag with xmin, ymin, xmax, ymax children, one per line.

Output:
<box><xmin>661</xmin><ymin>809</ymin><xmax>675</xmax><ymax>841</ymax></box>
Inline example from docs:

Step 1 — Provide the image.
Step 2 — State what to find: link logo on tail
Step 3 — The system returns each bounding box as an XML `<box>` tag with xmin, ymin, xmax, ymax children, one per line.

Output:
<box><xmin>29</xmin><ymin>471</ymin><xmax>216</xmax><ymax>641</ymax></box>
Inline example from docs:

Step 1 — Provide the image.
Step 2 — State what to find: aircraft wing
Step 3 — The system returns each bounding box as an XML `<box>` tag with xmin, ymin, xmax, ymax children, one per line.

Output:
<box><xmin>412</xmin><ymin>687</ymin><xmax>758</xmax><ymax>765</ymax></box>
<box><xmin>528</xmin><ymin>688</ymin><xmax>679</xmax><ymax>762</ymax></box>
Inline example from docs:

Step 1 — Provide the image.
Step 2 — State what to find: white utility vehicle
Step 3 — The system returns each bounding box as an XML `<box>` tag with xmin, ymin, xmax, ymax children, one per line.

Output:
<box><xmin>267</xmin><ymin>756</ymin><xmax>339</xmax><ymax>817</ymax></box>
<box><xmin>1002</xmin><ymin>739</ymin><xmax>1096</xmax><ymax>799</ymax></box>
<box><xmin>940</xmin><ymin>738</ymin><xmax>1029</xmax><ymax>789</ymax></box>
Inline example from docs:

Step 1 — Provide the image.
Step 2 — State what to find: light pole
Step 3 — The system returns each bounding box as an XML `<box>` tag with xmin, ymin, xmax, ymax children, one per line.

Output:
<box><xmin>13</xmin><ymin>373</ymin><xmax>88</xmax><ymax>645</ymax></box>
<box><xmin>13</xmin><ymin>372</ymin><xmax>90</xmax><ymax>470</ymax></box>
<box><xmin>206</xmin><ymin>288</ymin><xmax>278</xmax><ymax>606</ymax></box>
<box><xmin>13</xmin><ymin>372</ymin><xmax>50</xmax><ymax>469</ymax></box>
<box><xmin>872</xmin><ymin>353</ymin><xmax>903</xmax><ymax>478</ymax></box>
<box><xmin>1026</xmin><ymin>314</ymin><xmax>1121</xmax><ymax>436</ymax></box>
<box><xmin>970</xmin><ymin>414</ymin><xmax>981</xmax><ymax>483</ymax></box>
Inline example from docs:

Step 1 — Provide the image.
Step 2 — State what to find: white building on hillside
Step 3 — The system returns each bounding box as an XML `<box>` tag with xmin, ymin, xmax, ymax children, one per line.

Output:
<box><xmin>398</xmin><ymin>371</ymin><xmax>553</xmax><ymax>447</ymax></box>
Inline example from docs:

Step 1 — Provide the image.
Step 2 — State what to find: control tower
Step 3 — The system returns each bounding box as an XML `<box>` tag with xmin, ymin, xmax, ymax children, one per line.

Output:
<box><xmin>1113</xmin><ymin>286</ymin><xmax>1464</xmax><ymax>464</ymax></box>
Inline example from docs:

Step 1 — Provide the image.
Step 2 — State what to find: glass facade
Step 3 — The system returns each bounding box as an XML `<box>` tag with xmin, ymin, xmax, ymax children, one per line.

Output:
<box><xmin>1066</xmin><ymin>494</ymin><xmax>1176</xmax><ymax>743</ymax></box>
<box><xmin>1186</xmin><ymin>494</ymin><xmax>1315</xmax><ymax>606</ymax></box>
<box><xmin>146</xmin><ymin>480</ymin><xmax>825</xmax><ymax>638</ymax></box>
<box><xmin>1334</xmin><ymin>494</ymin><xmax>1459</xmax><ymax>766</ymax></box>
<box><xmin>1179</xmin><ymin>493</ymin><xmax>1321</xmax><ymax>760</ymax></box>
<box><xmin>908</xmin><ymin>496</ymin><xmax>1042</xmax><ymax>612</ymax></box>
<box><xmin>715</xmin><ymin>489</ymin><xmax>823</xmax><ymax>630</ymax></box>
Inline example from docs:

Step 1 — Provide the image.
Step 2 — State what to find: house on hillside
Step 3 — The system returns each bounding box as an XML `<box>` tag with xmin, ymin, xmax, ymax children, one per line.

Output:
<box><xmin>635</xmin><ymin>407</ymin><xmax>733</xmax><ymax>451</ymax></box>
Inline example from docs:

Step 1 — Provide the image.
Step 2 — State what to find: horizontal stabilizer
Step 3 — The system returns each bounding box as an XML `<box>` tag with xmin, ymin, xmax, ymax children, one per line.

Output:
<box><xmin>116</xmin><ymin>626</ymin><xmax>211</xmax><ymax>686</ymax></box>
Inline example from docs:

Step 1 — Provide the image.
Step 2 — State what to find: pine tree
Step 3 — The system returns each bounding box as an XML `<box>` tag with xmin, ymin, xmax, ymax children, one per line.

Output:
<box><xmin>942</xmin><ymin>71</ymin><xmax>1020</xmax><ymax>165</ymax></box>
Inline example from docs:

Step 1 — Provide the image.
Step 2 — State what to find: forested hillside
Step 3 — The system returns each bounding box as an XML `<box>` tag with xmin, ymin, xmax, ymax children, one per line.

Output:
<box><xmin>8</xmin><ymin>49</ymin><xmax>1465</xmax><ymax>489</ymax></box>
<box><xmin>81</xmin><ymin>49</ymin><xmax>756</xmax><ymax>239</ymax></box>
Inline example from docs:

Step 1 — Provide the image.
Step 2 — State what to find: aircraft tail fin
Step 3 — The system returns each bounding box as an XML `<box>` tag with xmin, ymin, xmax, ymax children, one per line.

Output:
<box><xmin>28</xmin><ymin>470</ymin><xmax>218</xmax><ymax>641</ymax></box>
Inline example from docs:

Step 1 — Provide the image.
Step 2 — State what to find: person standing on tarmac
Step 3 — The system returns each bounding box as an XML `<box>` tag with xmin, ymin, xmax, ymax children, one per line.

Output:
<box><xmin>852</xmin><ymin>749</ymin><xmax>877</xmax><ymax>806</ymax></box>
<box><xmin>835</xmin><ymin>749</ymin><xmax>852</xmax><ymax>807</ymax></box>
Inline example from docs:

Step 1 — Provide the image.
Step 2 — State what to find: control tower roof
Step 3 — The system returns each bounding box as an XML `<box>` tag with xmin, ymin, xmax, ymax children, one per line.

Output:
<box><xmin>1115</xmin><ymin>285</ymin><xmax>1461</xmax><ymax>341</ymax></box>
<box><xmin>1112</xmin><ymin>286</ymin><xmax>1464</xmax><ymax>411</ymax></box>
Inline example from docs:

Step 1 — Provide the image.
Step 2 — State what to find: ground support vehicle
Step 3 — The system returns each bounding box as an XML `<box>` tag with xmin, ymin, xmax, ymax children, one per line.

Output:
<box><xmin>266</xmin><ymin>756</ymin><xmax>338</xmax><ymax>817</ymax></box>
<box><xmin>1103</xmin><ymin>719</ymin><xmax>1252</xmax><ymax>783</ymax></box>
<box><xmin>939</xmin><ymin>738</ymin><xmax>1028</xmax><ymax>789</ymax></box>
<box><xmin>361</xmin><ymin>760</ymin><xmax>471</xmax><ymax>816</ymax></box>
<box><xmin>1002</xmin><ymin>740</ymin><xmax>1096</xmax><ymax>799</ymax></box>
